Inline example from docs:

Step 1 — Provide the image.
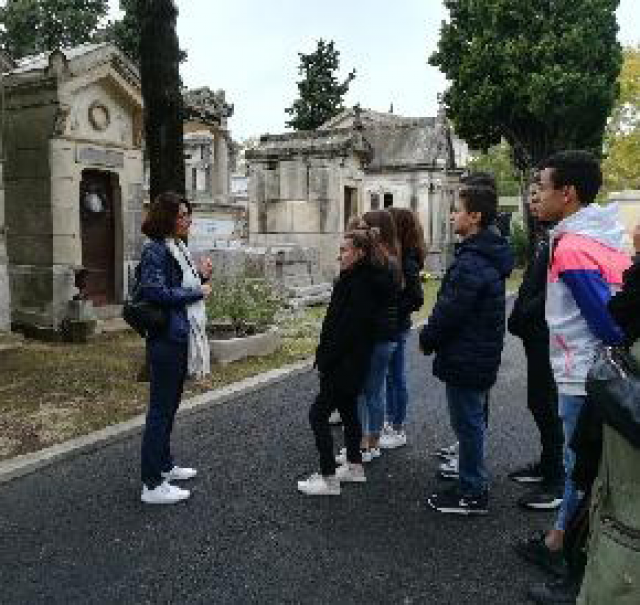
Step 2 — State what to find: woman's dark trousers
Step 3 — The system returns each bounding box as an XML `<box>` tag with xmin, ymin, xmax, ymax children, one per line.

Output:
<box><xmin>309</xmin><ymin>376</ymin><xmax>362</xmax><ymax>476</ymax></box>
<box><xmin>141</xmin><ymin>338</ymin><xmax>188</xmax><ymax>488</ymax></box>
<box><xmin>523</xmin><ymin>337</ymin><xmax>564</xmax><ymax>485</ymax></box>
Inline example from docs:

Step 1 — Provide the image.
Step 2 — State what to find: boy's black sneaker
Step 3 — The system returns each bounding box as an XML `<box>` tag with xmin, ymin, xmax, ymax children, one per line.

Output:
<box><xmin>428</xmin><ymin>486</ymin><xmax>488</xmax><ymax>515</ymax></box>
<box><xmin>508</xmin><ymin>461</ymin><xmax>544</xmax><ymax>484</ymax></box>
<box><xmin>518</xmin><ymin>483</ymin><xmax>563</xmax><ymax>511</ymax></box>
<box><xmin>514</xmin><ymin>533</ymin><xmax>567</xmax><ymax>577</ymax></box>
<box><xmin>527</xmin><ymin>575</ymin><xmax>580</xmax><ymax>604</ymax></box>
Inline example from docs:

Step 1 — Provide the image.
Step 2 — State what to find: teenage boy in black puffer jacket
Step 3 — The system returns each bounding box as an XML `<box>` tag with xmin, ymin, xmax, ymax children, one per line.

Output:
<box><xmin>420</xmin><ymin>184</ymin><xmax>514</xmax><ymax>515</ymax></box>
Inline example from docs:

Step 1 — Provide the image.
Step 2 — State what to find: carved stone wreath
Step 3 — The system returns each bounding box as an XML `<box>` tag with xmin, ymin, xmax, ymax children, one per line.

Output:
<box><xmin>88</xmin><ymin>101</ymin><xmax>110</xmax><ymax>131</ymax></box>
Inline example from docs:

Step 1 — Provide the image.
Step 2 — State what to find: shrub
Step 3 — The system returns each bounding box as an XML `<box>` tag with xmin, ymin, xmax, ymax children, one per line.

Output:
<box><xmin>206</xmin><ymin>277</ymin><xmax>285</xmax><ymax>336</ymax></box>
<box><xmin>510</xmin><ymin>220</ymin><xmax>530</xmax><ymax>268</ymax></box>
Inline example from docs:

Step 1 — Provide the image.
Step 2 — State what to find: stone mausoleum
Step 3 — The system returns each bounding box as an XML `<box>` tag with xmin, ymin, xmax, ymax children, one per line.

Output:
<box><xmin>246</xmin><ymin>106</ymin><xmax>468</xmax><ymax>277</ymax></box>
<box><xmin>2</xmin><ymin>43</ymin><xmax>144</xmax><ymax>335</ymax></box>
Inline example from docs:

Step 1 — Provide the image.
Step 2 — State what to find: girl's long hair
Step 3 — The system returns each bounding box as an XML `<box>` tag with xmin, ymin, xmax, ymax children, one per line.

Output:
<box><xmin>388</xmin><ymin>207</ymin><xmax>426</xmax><ymax>268</ymax></box>
<box><xmin>344</xmin><ymin>227</ymin><xmax>387</xmax><ymax>268</ymax></box>
<box><xmin>362</xmin><ymin>210</ymin><xmax>400</xmax><ymax>259</ymax></box>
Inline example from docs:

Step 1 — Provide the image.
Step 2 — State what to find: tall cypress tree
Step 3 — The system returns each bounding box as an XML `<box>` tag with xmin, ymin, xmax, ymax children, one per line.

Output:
<box><xmin>285</xmin><ymin>39</ymin><xmax>356</xmax><ymax>131</ymax></box>
<box><xmin>137</xmin><ymin>0</ymin><xmax>184</xmax><ymax>199</ymax></box>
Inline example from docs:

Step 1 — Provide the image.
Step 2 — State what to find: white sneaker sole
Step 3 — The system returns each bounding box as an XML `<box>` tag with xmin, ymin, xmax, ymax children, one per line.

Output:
<box><xmin>141</xmin><ymin>493</ymin><xmax>190</xmax><ymax>505</ymax></box>
<box><xmin>336</xmin><ymin>471</ymin><xmax>367</xmax><ymax>484</ymax></box>
<box><xmin>297</xmin><ymin>484</ymin><xmax>341</xmax><ymax>496</ymax></box>
<box><xmin>520</xmin><ymin>498</ymin><xmax>563</xmax><ymax>510</ymax></box>
<box><xmin>379</xmin><ymin>439</ymin><xmax>407</xmax><ymax>450</ymax></box>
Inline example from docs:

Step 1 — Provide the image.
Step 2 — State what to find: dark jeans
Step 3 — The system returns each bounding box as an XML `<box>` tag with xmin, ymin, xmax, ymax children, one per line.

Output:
<box><xmin>309</xmin><ymin>376</ymin><xmax>362</xmax><ymax>476</ymax></box>
<box><xmin>141</xmin><ymin>338</ymin><xmax>188</xmax><ymax>489</ymax></box>
<box><xmin>523</xmin><ymin>337</ymin><xmax>564</xmax><ymax>484</ymax></box>
<box><xmin>446</xmin><ymin>384</ymin><xmax>489</xmax><ymax>497</ymax></box>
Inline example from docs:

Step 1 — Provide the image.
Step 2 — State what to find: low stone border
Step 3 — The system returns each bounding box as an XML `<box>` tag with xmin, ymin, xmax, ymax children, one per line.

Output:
<box><xmin>0</xmin><ymin>358</ymin><xmax>313</xmax><ymax>485</ymax></box>
<box><xmin>209</xmin><ymin>327</ymin><xmax>282</xmax><ymax>365</ymax></box>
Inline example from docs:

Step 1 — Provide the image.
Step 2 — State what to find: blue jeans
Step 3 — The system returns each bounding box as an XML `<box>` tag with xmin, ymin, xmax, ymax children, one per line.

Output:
<box><xmin>386</xmin><ymin>330</ymin><xmax>410</xmax><ymax>427</ymax></box>
<box><xmin>446</xmin><ymin>384</ymin><xmax>489</xmax><ymax>496</ymax></box>
<box><xmin>554</xmin><ymin>394</ymin><xmax>585</xmax><ymax>531</ymax></box>
<box><xmin>359</xmin><ymin>341</ymin><xmax>397</xmax><ymax>435</ymax></box>
<box><xmin>141</xmin><ymin>338</ymin><xmax>188</xmax><ymax>488</ymax></box>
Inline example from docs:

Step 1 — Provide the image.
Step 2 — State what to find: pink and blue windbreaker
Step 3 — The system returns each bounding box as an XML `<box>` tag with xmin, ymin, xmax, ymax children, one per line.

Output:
<box><xmin>547</xmin><ymin>203</ymin><xmax>631</xmax><ymax>396</ymax></box>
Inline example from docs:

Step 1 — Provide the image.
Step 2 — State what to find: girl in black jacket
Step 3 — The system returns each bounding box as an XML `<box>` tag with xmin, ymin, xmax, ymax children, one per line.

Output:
<box><xmin>298</xmin><ymin>229</ymin><xmax>393</xmax><ymax>496</ymax></box>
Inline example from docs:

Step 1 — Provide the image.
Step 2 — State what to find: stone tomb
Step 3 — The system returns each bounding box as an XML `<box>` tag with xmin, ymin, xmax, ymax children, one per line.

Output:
<box><xmin>194</xmin><ymin>243</ymin><xmax>332</xmax><ymax>308</ymax></box>
<box><xmin>2</xmin><ymin>43</ymin><xmax>144</xmax><ymax>335</ymax></box>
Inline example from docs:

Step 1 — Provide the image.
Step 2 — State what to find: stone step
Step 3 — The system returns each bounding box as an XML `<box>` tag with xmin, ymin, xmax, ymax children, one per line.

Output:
<box><xmin>288</xmin><ymin>290</ymin><xmax>332</xmax><ymax>309</ymax></box>
<box><xmin>286</xmin><ymin>283</ymin><xmax>332</xmax><ymax>298</ymax></box>
<box><xmin>96</xmin><ymin>317</ymin><xmax>133</xmax><ymax>334</ymax></box>
<box><xmin>0</xmin><ymin>331</ymin><xmax>24</xmax><ymax>352</ymax></box>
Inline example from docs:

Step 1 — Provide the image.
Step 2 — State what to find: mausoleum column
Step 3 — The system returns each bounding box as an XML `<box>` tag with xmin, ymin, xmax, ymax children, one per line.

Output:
<box><xmin>214</xmin><ymin>130</ymin><xmax>229</xmax><ymax>200</ymax></box>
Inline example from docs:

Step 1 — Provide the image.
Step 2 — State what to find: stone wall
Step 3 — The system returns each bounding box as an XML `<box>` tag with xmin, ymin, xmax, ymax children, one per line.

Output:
<box><xmin>0</xmin><ymin>145</ymin><xmax>9</xmax><ymax>331</ymax></box>
<box><xmin>249</xmin><ymin>155</ymin><xmax>364</xmax><ymax>278</ymax></box>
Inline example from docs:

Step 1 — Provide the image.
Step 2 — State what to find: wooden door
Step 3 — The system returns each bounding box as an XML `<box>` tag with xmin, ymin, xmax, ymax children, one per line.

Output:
<box><xmin>80</xmin><ymin>170</ymin><xmax>116</xmax><ymax>306</ymax></box>
<box><xmin>344</xmin><ymin>186</ymin><xmax>357</xmax><ymax>230</ymax></box>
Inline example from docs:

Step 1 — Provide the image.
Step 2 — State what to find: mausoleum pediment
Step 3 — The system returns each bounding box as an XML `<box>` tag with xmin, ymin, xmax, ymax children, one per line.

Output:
<box><xmin>4</xmin><ymin>43</ymin><xmax>142</xmax><ymax>149</ymax></box>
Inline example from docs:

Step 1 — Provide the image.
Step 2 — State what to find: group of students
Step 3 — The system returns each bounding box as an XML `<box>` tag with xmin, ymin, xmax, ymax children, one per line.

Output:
<box><xmin>299</xmin><ymin>149</ymin><xmax>640</xmax><ymax>604</ymax></box>
<box><xmin>298</xmin><ymin>207</ymin><xmax>426</xmax><ymax>494</ymax></box>
<box><xmin>131</xmin><ymin>152</ymin><xmax>638</xmax><ymax>603</ymax></box>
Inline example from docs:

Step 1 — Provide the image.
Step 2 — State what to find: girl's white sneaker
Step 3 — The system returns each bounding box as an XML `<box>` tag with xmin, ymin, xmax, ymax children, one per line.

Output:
<box><xmin>297</xmin><ymin>473</ymin><xmax>341</xmax><ymax>496</ymax></box>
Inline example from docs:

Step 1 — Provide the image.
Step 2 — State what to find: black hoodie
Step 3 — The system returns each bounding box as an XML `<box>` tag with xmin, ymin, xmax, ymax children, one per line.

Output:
<box><xmin>419</xmin><ymin>228</ymin><xmax>514</xmax><ymax>390</ymax></box>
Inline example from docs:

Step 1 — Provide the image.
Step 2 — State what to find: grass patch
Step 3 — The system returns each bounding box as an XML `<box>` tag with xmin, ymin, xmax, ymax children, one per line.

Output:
<box><xmin>0</xmin><ymin>308</ymin><xmax>323</xmax><ymax>461</ymax></box>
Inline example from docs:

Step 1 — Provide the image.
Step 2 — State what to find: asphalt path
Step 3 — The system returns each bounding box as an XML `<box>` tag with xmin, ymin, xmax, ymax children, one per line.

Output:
<box><xmin>0</xmin><ymin>331</ymin><xmax>553</xmax><ymax>604</ymax></box>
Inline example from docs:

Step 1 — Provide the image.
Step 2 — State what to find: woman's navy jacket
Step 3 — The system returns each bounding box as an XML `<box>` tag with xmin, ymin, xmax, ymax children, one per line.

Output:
<box><xmin>138</xmin><ymin>239</ymin><xmax>203</xmax><ymax>343</ymax></box>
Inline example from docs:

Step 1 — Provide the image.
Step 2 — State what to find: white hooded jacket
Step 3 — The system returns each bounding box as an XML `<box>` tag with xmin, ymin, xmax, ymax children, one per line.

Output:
<box><xmin>546</xmin><ymin>203</ymin><xmax>631</xmax><ymax>395</ymax></box>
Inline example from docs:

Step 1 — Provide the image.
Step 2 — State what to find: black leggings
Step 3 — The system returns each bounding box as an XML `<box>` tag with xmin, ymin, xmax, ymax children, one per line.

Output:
<box><xmin>309</xmin><ymin>377</ymin><xmax>362</xmax><ymax>476</ymax></box>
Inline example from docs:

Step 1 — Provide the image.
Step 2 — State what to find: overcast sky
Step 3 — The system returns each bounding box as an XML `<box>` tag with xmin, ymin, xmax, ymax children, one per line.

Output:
<box><xmin>108</xmin><ymin>0</ymin><xmax>640</xmax><ymax>141</ymax></box>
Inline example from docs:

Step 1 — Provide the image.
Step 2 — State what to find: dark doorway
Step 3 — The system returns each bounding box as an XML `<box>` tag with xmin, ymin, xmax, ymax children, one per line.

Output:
<box><xmin>383</xmin><ymin>193</ymin><xmax>393</xmax><ymax>208</ymax></box>
<box><xmin>344</xmin><ymin>186</ymin><xmax>357</xmax><ymax>230</ymax></box>
<box><xmin>79</xmin><ymin>170</ymin><xmax>116</xmax><ymax>306</ymax></box>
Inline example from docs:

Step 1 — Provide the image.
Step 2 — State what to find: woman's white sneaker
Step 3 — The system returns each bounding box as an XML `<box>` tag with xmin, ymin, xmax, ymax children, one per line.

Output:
<box><xmin>141</xmin><ymin>481</ymin><xmax>190</xmax><ymax>505</ymax></box>
<box><xmin>379</xmin><ymin>430</ymin><xmax>407</xmax><ymax>449</ymax></box>
<box><xmin>335</xmin><ymin>464</ymin><xmax>367</xmax><ymax>483</ymax></box>
<box><xmin>297</xmin><ymin>473</ymin><xmax>341</xmax><ymax>496</ymax></box>
<box><xmin>161</xmin><ymin>465</ymin><xmax>198</xmax><ymax>481</ymax></box>
<box><xmin>361</xmin><ymin>448</ymin><xmax>382</xmax><ymax>463</ymax></box>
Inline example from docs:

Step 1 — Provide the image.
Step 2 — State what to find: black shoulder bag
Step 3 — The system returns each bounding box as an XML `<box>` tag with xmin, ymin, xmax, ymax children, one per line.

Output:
<box><xmin>586</xmin><ymin>346</ymin><xmax>640</xmax><ymax>450</ymax></box>
<box><xmin>122</xmin><ymin>263</ymin><xmax>168</xmax><ymax>337</ymax></box>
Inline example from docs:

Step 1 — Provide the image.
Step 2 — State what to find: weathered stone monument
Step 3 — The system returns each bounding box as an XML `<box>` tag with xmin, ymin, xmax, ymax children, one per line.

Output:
<box><xmin>2</xmin><ymin>43</ymin><xmax>144</xmax><ymax>336</ymax></box>
<box><xmin>247</xmin><ymin>106</ymin><xmax>466</xmax><ymax>277</ymax></box>
<box><xmin>181</xmin><ymin>88</ymin><xmax>247</xmax><ymax>250</ymax></box>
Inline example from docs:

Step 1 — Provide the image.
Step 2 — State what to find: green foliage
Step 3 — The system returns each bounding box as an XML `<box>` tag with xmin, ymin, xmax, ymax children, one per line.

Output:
<box><xmin>285</xmin><ymin>39</ymin><xmax>356</xmax><ymax>131</ymax></box>
<box><xmin>510</xmin><ymin>221</ymin><xmax>530</xmax><ymax>269</ymax></box>
<box><xmin>105</xmin><ymin>0</ymin><xmax>140</xmax><ymax>62</ymax></box>
<box><xmin>0</xmin><ymin>0</ymin><xmax>109</xmax><ymax>59</ymax></box>
<box><xmin>104</xmin><ymin>0</ymin><xmax>187</xmax><ymax>65</ymax></box>
<box><xmin>137</xmin><ymin>0</ymin><xmax>185</xmax><ymax>199</ymax></box>
<box><xmin>467</xmin><ymin>141</ymin><xmax>521</xmax><ymax>196</ymax></box>
<box><xmin>429</xmin><ymin>1</ymin><xmax>622</xmax><ymax>171</ymax></box>
<box><xmin>206</xmin><ymin>278</ymin><xmax>285</xmax><ymax>336</ymax></box>
<box><xmin>602</xmin><ymin>45</ymin><xmax>640</xmax><ymax>193</ymax></box>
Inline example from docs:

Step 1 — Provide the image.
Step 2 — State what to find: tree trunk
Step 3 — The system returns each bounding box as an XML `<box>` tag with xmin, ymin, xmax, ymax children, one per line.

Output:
<box><xmin>137</xmin><ymin>0</ymin><xmax>185</xmax><ymax>200</ymax></box>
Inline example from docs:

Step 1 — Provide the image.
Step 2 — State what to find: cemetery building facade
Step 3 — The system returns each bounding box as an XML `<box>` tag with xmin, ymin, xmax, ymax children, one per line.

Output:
<box><xmin>2</xmin><ymin>43</ymin><xmax>145</xmax><ymax>335</ymax></box>
<box><xmin>246</xmin><ymin>107</ymin><xmax>467</xmax><ymax>278</ymax></box>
